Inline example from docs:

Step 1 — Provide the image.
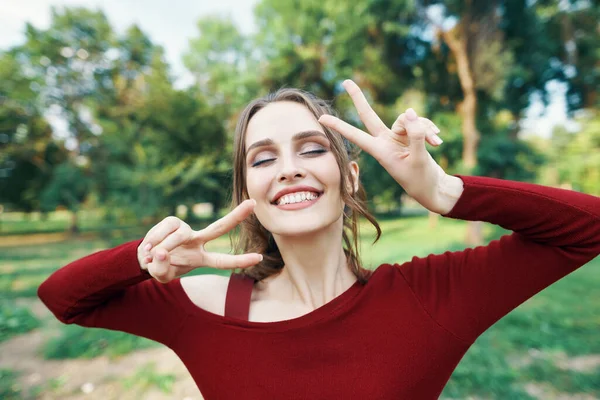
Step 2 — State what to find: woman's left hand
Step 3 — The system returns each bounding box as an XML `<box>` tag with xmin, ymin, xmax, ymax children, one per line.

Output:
<box><xmin>318</xmin><ymin>79</ymin><xmax>449</xmax><ymax>214</ymax></box>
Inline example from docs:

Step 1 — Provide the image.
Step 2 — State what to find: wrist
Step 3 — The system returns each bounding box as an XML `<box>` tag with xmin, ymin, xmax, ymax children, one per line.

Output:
<box><xmin>435</xmin><ymin>174</ymin><xmax>464</xmax><ymax>215</ymax></box>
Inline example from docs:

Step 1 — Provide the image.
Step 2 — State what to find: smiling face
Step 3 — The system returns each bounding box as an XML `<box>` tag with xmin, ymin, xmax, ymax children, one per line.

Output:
<box><xmin>244</xmin><ymin>101</ymin><xmax>358</xmax><ymax>237</ymax></box>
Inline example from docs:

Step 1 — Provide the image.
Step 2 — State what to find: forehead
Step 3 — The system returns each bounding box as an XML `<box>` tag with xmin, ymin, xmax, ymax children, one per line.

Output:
<box><xmin>245</xmin><ymin>101</ymin><xmax>324</xmax><ymax>148</ymax></box>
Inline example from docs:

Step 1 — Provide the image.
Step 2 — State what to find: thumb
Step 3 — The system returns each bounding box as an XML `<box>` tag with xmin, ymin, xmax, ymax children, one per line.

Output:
<box><xmin>404</xmin><ymin>108</ymin><xmax>428</xmax><ymax>157</ymax></box>
<box><xmin>150</xmin><ymin>248</ymin><xmax>171</xmax><ymax>283</ymax></box>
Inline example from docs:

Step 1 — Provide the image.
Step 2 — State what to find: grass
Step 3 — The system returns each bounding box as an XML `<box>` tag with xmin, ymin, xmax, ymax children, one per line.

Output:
<box><xmin>441</xmin><ymin>332</ymin><xmax>536</xmax><ymax>399</ymax></box>
<box><xmin>0</xmin><ymin>369</ymin><xmax>22</xmax><ymax>400</ymax></box>
<box><xmin>0</xmin><ymin>210</ymin><xmax>122</xmax><ymax>236</ymax></box>
<box><xmin>521</xmin><ymin>359</ymin><xmax>600</xmax><ymax>394</ymax></box>
<box><xmin>0</xmin><ymin>209</ymin><xmax>215</xmax><ymax>237</ymax></box>
<box><xmin>0</xmin><ymin>300</ymin><xmax>40</xmax><ymax>342</ymax></box>
<box><xmin>121</xmin><ymin>362</ymin><xmax>177</xmax><ymax>394</ymax></box>
<box><xmin>43</xmin><ymin>324</ymin><xmax>160</xmax><ymax>360</ymax></box>
<box><xmin>1</xmin><ymin>211</ymin><xmax>598</xmax><ymax>398</ymax></box>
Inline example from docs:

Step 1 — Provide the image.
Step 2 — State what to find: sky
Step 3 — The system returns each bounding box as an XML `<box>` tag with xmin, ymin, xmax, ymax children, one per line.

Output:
<box><xmin>1</xmin><ymin>0</ymin><xmax>257</xmax><ymax>88</ymax></box>
<box><xmin>1</xmin><ymin>0</ymin><xmax>573</xmax><ymax>138</ymax></box>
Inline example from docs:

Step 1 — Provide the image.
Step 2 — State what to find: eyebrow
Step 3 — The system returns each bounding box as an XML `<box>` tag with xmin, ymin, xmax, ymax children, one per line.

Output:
<box><xmin>246</xmin><ymin>130</ymin><xmax>328</xmax><ymax>154</ymax></box>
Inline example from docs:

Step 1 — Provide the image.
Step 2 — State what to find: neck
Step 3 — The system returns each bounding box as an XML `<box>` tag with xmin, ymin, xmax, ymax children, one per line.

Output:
<box><xmin>263</xmin><ymin>214</ymin><xmax>357</xmax><ymax>309</ymax></box>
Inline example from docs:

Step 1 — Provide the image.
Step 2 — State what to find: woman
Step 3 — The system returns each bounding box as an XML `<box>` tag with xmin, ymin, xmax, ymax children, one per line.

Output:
<box><xmin>38</xmin><ymin>80</ymin><xmax>600</xmax><ymax>399</ymax></box>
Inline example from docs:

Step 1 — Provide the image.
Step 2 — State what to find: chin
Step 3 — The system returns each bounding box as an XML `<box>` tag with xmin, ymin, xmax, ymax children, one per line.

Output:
<box><xmin>264</xmin><ymin>211</ymin><xmax>344</xmax><ymax>238</ymax></box>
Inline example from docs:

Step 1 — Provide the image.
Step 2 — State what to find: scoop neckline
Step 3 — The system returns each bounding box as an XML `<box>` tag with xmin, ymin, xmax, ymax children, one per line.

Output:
<box><xmin>174</xmin><ymin>274</ymin><xmax>366</xmax><ymax>332</ymax></box>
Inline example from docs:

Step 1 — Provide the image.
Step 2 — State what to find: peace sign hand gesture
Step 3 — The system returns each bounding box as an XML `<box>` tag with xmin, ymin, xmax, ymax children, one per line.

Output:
<box><xmin>318</xmin><ymin>80</ymin><xmax>449</xmax><ymax>214</ymax></box>
<box><xmin>138</xmin><ymin>199</ymin><xmax>263</xmax><ymax>283</ymax></box>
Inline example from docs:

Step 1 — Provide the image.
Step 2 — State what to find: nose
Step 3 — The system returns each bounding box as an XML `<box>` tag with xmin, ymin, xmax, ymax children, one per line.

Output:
<box><xmin>276</xmin><ymin>153</ymin><xmax>305</xmax><ymax>182</ymax></box>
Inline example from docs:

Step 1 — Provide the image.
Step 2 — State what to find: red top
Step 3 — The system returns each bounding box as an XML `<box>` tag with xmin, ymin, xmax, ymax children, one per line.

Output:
<box><xmin>37</xmin><ymin>175</ymin><xmax>600</xmax><ymax>399</ymax></box>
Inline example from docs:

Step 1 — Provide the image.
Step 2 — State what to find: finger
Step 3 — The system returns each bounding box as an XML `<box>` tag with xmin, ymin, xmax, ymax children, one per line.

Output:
<box><xmin>393</xmin><ymin>114</ymin><xmax>439</xmax><ymax>138</ymax></box>
<box><xmin>419</xmin><ymin>117</ymin><xmax>441</xmax><ymax>134</ymax></box>
<box><xmin>142</xmin><ymin>216</ymin><xmax>181</xmax><ymax>253</ymax></box>
<box><xmin>194</xmin><ymin>199</ymin><xmax>256</xmax><ymax>243</ymax></box>
<box><xmin>420</xmin><ymin>118</ymin><xmax>443</xmax><ymax>145</ymax></box>
<box><xmin>318</xmin><ymin>114</ymin><xmax>376</xmax><ymax>155</ymax></box>
<box><xmin>342</xmin><ymin>80</ymin><xmax>388</xmax><ymax>135</ymax></box>
<box><xmin>152</xmin><ymin>223</ymin><xmax>192</xmax><ymax>253</ymax></box>
<box><xmin>202</xmin><ymin>252</ymin><xmax>263</xmax><ymax>270</ymax></box>
<box><xmin>428</xmin><ymin>134</ymin><xmax>443</xmax><ymax>146</ymax></box>
<box><xmin>404</xmin><ymin>108</ymin><xmax>430</xmax><ymax>156</ymax></box>
<box><xmin>414</xmin><ymin>117</ymin><xmax>443</xmax><ymax>146</ymax></box>
<box><xmin>391</xmin><ymin>113</ymin><xmax>407</xmax><ymax>136</ymax></box>
<box><xmin>149</xmin><ymin>247</ymin><xmax>172</xmax><ymax>283</ymax></box>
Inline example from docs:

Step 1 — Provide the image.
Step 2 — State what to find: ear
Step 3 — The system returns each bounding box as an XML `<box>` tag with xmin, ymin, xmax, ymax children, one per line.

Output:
<box><xmin>346</xmin><ymin>161</ymin><xmax>360</xmax><ymax>194</ymax></box>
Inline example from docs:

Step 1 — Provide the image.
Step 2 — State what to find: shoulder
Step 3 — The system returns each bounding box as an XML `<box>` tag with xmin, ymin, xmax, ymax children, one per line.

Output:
<box><xmin>180</xmin><ymin>274</ymin><xmax>231</xmax><ymax>316</ymax></box>
<box><xmin>367</xmin><ymin>263</ymin><xmax>405</xmax><ymax>285</ymax></box>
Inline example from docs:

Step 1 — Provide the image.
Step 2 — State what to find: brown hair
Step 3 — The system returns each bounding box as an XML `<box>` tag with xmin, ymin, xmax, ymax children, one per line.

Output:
<box><xmin>229</xmin><ymin>88</ymin><xmax>381</xmax><ymax>284</ymax></box>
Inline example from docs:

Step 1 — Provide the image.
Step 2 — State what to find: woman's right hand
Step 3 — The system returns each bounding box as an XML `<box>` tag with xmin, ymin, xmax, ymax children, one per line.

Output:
<box><xmin>137</xmin><ymin>199</ymin><xmax>263</xmax><ymax>283</ymax></box>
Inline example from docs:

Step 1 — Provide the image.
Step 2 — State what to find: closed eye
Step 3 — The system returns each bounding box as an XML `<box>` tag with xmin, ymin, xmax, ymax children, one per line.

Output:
<box><xmin>251</xmin><ymin>149</ymin><xmax>327</xmax><ymax>167</ymax></box>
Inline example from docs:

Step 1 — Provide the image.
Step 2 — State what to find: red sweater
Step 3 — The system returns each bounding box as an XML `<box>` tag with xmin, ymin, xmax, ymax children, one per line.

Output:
<box><xmin>38</xmin><ymin>175</ymin><xmax>600</xmax><ymax>399</ymax></box>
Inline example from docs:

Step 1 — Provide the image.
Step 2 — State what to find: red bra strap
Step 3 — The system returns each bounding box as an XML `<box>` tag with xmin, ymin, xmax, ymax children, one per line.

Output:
<box><xmin>224</xmin><ymin>273</ymin><xmax>255</xmax><ymax>320</ymax></box>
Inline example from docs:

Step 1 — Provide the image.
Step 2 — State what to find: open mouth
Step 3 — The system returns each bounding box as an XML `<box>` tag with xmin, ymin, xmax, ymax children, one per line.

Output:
<box><xmin>271</xmin><ymin>191</ymin><xmax>323</xmax><ymax>208</ymax></box>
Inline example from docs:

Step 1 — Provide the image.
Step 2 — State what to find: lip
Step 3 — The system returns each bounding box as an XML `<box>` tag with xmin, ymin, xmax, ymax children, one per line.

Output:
<box><xmin>271</xmin><ymin>185</ymin><xmax>323</xmax><ymax>204</ymax></box>
<box><xmin>273</xmin><ymin>193</ymin><xmax>322</xmax><ymax>210</ymax></box>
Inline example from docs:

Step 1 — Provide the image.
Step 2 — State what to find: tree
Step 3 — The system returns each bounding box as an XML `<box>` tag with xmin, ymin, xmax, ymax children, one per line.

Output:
<box><xmin>538</xmin><ymin>0</ymin><xmax>600</xmax><ymax>110</ymax></box>
<box><xmin>183</xmin><ymin>15</ymin><xmax>261</xmax><ymax>129</ymax></box>
<box><xmin>40</xmin><ymin>161</ymin><xmax>92</xmax><ymax>233</ymax></box>
<box><xmin>92</xmin><ymin>26</ymin><xmax>230</xmax><ymax>221</ymax></box>
<box><xmin>349</xmin><ymin>0</ymin><xmax>559</xmax><ymax>244</ymax></box>
<box><xmin>0</xmin><ymin>50</ymin><xmax>67</xmax><ymax>212</ymax></box>
<box><xmin>537</xmin><ymin>110</ymin><xmax>600</xmax><ymax>196</ymax></box>
<box><xmin>19</xmin><ymin>7</ymin><xmax>116</xmax><ymax>231</ymax></box>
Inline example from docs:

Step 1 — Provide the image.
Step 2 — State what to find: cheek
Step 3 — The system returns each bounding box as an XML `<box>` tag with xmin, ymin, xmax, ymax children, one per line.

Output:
<box><xmin>245</xmin><ymin>170</ymin><xmax>271</xmax><ymax>199</ymax></box>
<box><xmin>321</xmin><ymin>157</ymin><xmax>342</xmax><ymax>189</ymax></box>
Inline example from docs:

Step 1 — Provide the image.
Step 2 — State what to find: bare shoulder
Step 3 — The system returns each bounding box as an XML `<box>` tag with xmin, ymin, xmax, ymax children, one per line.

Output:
<box><xmin>180</xmin><ymin>274</ymin><xmax>230</xmax><ymax>316</ymax></box>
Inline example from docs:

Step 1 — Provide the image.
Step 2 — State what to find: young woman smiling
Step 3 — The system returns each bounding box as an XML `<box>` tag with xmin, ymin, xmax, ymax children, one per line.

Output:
<box><xmin>38</xmin><ymin>80</ymin><xmax>600</xmax><ymax>399</ymax></box>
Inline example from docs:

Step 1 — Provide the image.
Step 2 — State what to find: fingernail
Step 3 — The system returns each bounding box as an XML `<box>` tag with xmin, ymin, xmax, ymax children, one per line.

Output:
<box><xmin>406</xmin><ymin>108</ymin><xmax>418</xmax><ymax>121</ymax></box>
<box><xmin>144</xmin><ymin>243</ymin><xmax>152</xmax><ymax>252</ymax></box>
<box><xmin>158</xmin><ymin>252</ymin><xmax>166</xmax><ymax>261</ymax></box>
<box><xmin>433</xmin><ymin>125</ymin><xmax>441</xmax><ymax>134</ymax></box>
<box><xmin>432</xmin><ymin>135</ymin><xmax>443</xmax><ymax>145</ymax></box>
<box><xmin>145</xmin><ymin>255</ymin><xmax>152</xmax><ymax>263</ymax></box>
<box><xmin>342</xmin><ymin>79</ymin><xmax>352</xmax><ymax>87</ymax></box>
<box><xmin>259</xmin><ymin>254</ymin><xmax>263</xmax><ymax>262</ymax></box>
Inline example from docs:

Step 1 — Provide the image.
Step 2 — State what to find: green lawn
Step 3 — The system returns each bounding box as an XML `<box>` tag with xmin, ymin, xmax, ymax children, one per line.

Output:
<box><xmin>1</xmin><ymin>213</ymin><xmax>598</xmax><ymax>399</ymax></box>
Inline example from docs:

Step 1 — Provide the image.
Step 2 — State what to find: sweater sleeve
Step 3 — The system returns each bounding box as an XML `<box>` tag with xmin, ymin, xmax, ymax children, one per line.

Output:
<box><xmin>37</xmin><ymin>239</ymin><xmax>187</xmax><ymax>347</ymax></box>
<box><xmin>395</xmin><ymin>174</ymin><xmax>600</xmax><ymax>344</ymax></box>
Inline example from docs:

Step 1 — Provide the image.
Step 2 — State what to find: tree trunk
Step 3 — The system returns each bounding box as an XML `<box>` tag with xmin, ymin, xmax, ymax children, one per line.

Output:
<box><xmin>510</xmin><ymin>113</ymin><xmax>521</xmax><ymax>141</ymax></box>
<box><xmin>441</xmin><ymin>23</ymin><xmax>483</xmax><ymax>246</ymax></box>
<box><xmin>69</xmin><ymin>209</ymin><xmax>79</xmax><ymax>234</ymax></box>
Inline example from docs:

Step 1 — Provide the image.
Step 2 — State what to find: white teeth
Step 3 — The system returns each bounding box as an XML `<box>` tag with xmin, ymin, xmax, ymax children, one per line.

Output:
<box><xmin>276</xmin><ymin>191</ymin><xmax>320</xmax><ymax>206</ymax></box>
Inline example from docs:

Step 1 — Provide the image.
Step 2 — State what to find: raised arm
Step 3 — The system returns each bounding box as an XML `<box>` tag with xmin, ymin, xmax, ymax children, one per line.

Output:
<box><xmin>395</xmin><ymin>174</ymin><xmax>600</xmax><ymax>343</ymax></box>
<box><xmin>37</xmin><ymin>200</ymin><xmax>263</xmax><ymax>346</ymax></box>
<box><xmin>37</xmin><ymin>239</ymin><xmax>186</xmax><ymax>346</ymax></box>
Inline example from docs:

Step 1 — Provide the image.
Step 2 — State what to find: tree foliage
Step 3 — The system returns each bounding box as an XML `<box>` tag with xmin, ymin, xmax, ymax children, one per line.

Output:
<box><xmin>0</xmin><ymin>0</ymin><xmax>597</xmax><ymax>233</ymax></box>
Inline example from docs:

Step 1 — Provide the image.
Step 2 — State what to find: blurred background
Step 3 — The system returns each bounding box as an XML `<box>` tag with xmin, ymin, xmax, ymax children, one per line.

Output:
<box><xmin>0</xmin><ymin>0</ymin><xmax>598</xmax><ymax>399</ymax></box>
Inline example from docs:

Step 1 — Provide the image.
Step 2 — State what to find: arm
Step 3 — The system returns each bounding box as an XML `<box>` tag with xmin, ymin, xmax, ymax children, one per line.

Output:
<box><xmin>435</xmin><ymin>174</ymin><xmax>465</xmax><ymax>215</ymax></box>
<box><xmin>395</xmin><ymin>174</ymin><xmax>600</xmax><ymax>343</ymax></box>
<box><xmin>37</xmin><ymin>239</ymin><xmax>187</xmax><ymax>347</ymax></box>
